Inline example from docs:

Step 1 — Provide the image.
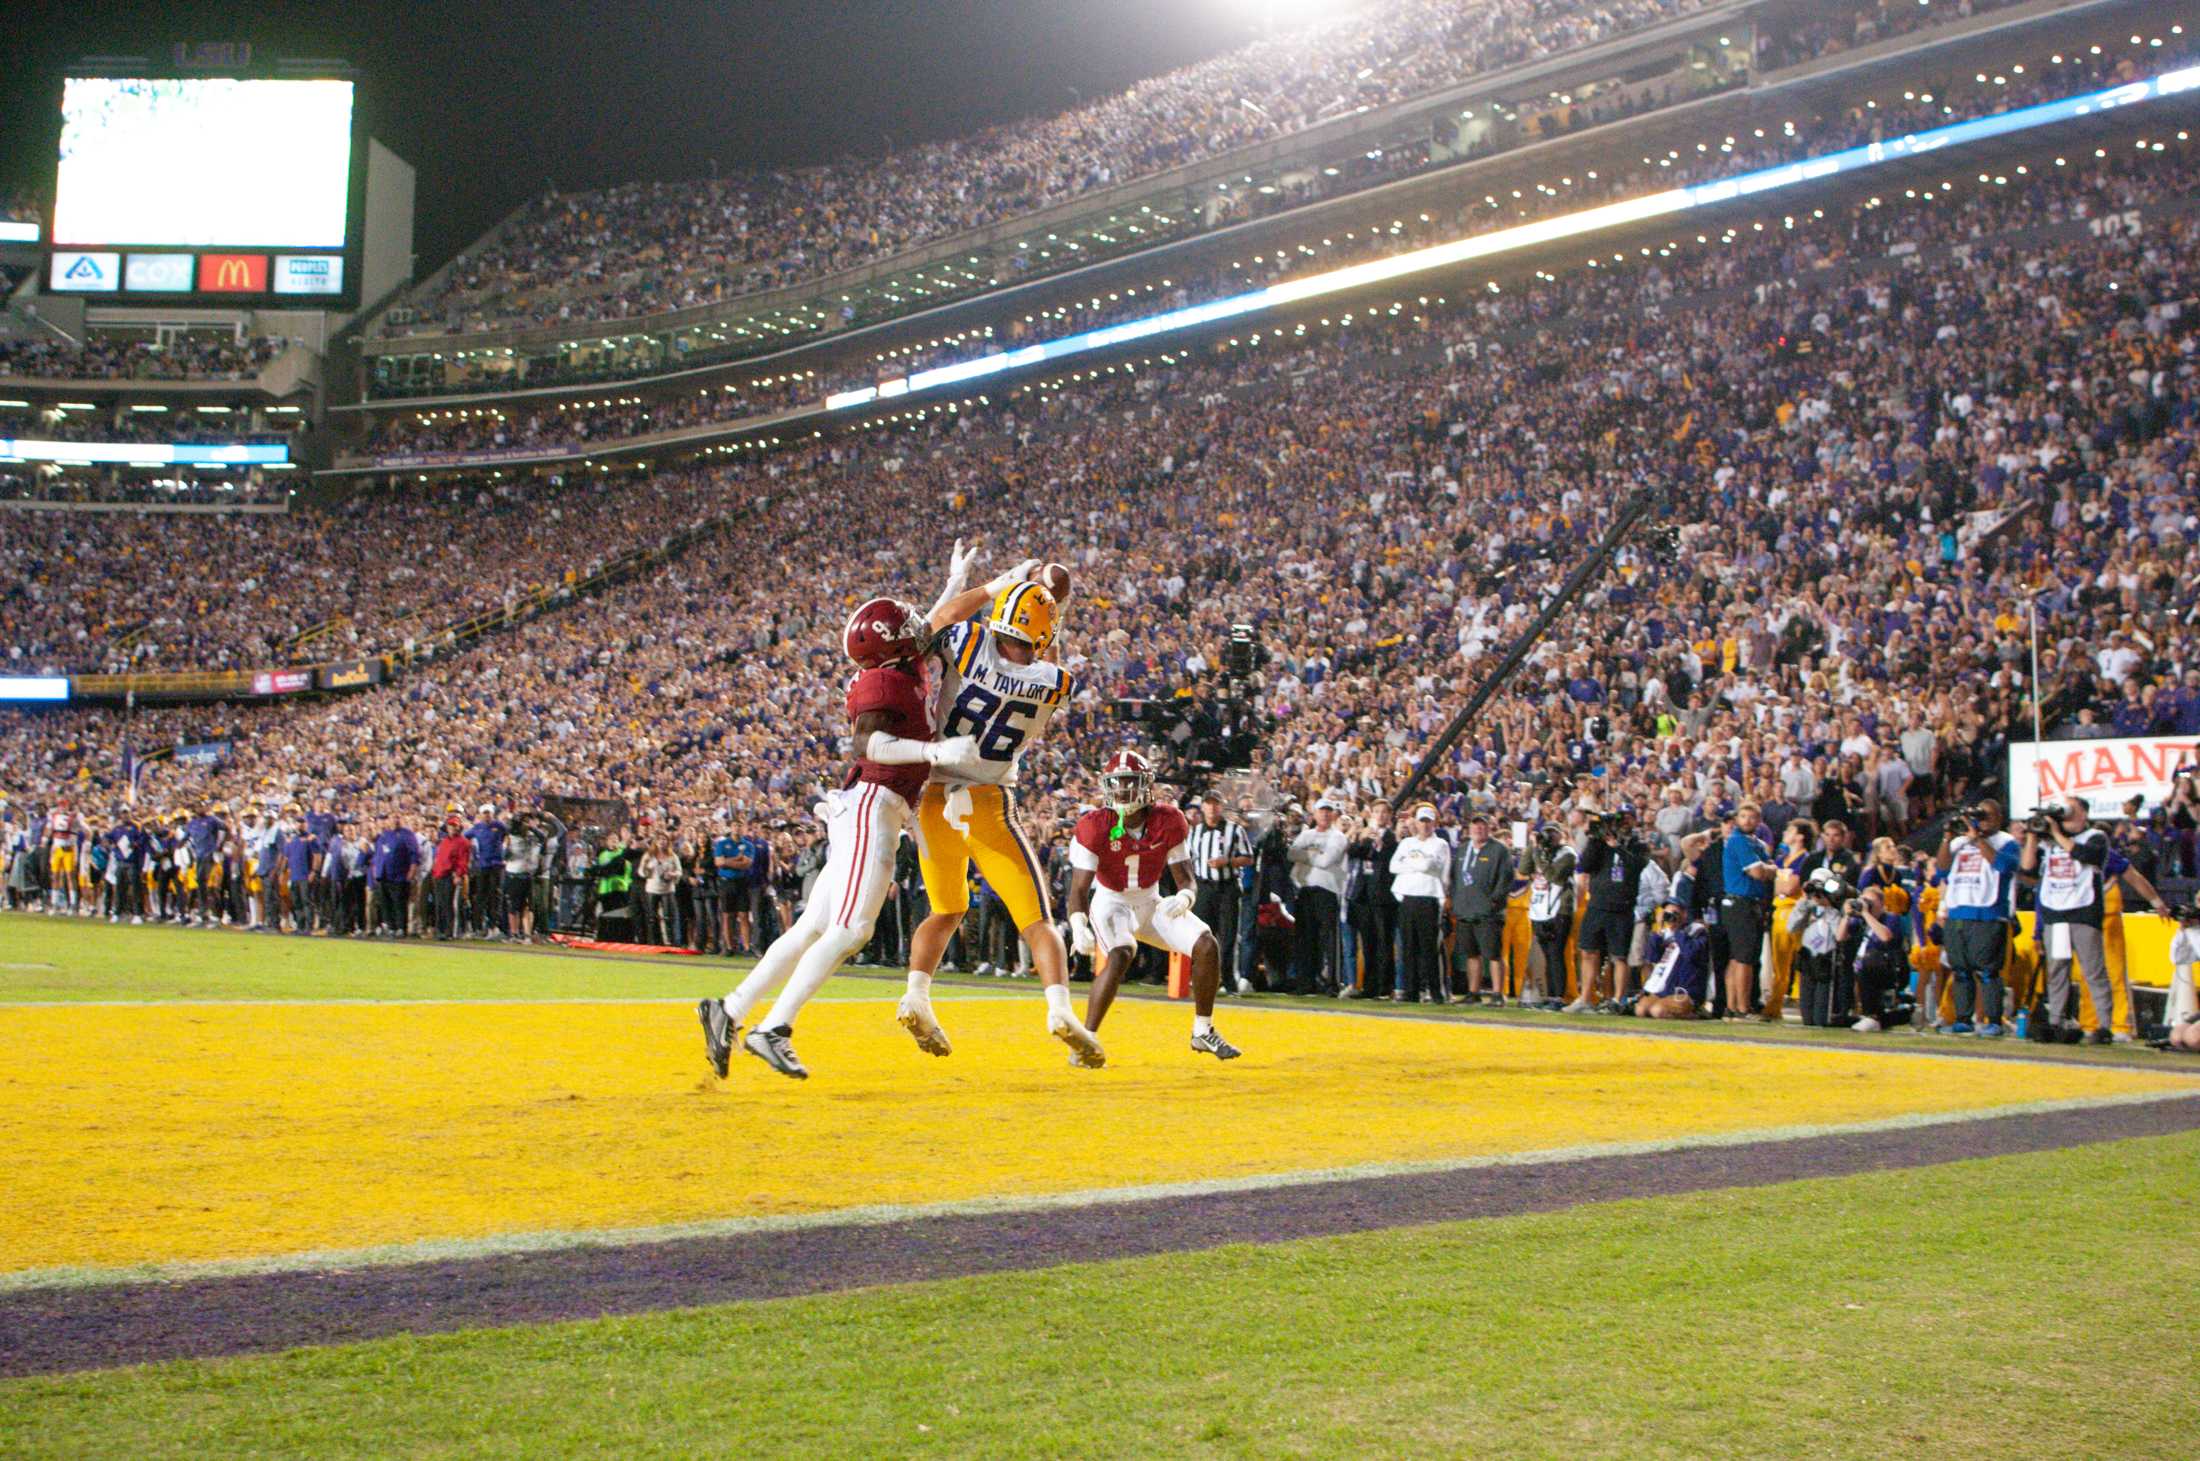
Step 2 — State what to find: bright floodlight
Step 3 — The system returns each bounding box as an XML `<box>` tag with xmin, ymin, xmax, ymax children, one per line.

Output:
<box><xmin>1239</xmin><ymin>0</ymin><xmax>1351</xmax><ymax>32</ymax></box>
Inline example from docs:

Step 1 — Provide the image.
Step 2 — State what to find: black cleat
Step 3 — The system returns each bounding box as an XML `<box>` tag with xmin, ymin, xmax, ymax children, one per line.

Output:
<box><xmin>698</xmin><ymin>998</ymin><xmax>736</xmax><ymax>1079</ymax></box>
<box><xmin>1190</xmin><ymin>1028</ymin><xmax>1242</xmax><ymax>1060</ymax></box>
<box><xmin>744</xmin><ymin>1025</ymin><xmax>809</xmax><ymax>1079</ymax></box>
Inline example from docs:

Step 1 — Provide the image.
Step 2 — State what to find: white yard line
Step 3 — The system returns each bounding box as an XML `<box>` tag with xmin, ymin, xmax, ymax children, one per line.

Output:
<box><xmin>5</xmin><ymin>1089</ymin><xmax>2190</xmax><ymax>1295</ymax></box>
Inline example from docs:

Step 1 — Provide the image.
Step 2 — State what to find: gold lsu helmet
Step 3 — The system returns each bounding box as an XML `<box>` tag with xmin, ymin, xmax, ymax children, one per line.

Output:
<box><xmin>988</xmin><ymin>580</ymin><xmax>1058</xmax><ymax>657</ymax></box>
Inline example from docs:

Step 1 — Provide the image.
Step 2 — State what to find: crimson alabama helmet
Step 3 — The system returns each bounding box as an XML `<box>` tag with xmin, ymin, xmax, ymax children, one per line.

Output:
<box><xmin>1099</xmin><ymin>748</ymin><xmax>1155</xmax><ymax>815</ymax></box>
<box><xmin>843</xmin><ymin>597</ymin><xmax>923</xmax><ymax>669</ymax></box>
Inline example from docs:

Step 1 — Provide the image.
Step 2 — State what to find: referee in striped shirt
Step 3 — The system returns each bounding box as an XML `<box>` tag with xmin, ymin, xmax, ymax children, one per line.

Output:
<box><xmin>1188</xmin><ymin>794</ymin><xmax>1253</xmax><ymax>974</ymax></box>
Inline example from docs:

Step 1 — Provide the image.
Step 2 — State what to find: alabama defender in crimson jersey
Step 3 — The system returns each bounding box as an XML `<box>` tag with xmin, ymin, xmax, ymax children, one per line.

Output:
<box><xmin>1066</xmin><ymin>750</ymin><xmax>1241</xmax><ymax>1060</ymax></box>
<box><xmin>699</xmin><ymin>540</ymin><xmax>1032</xmax><ymax>1080</ymax></box>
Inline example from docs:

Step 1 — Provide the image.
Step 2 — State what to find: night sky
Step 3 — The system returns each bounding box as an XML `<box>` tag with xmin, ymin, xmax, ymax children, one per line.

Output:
<box><xmin>2</xmin><ymin>0</ymin><xmax>1259</xmax><ymax>275</ymax></box>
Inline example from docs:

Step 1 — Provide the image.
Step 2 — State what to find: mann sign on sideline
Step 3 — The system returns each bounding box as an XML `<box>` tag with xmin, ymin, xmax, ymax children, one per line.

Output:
<box><xmin>2008</xmin><ymin>737</ymin><xmax>2200</xmax><ymax>818</ymax></box>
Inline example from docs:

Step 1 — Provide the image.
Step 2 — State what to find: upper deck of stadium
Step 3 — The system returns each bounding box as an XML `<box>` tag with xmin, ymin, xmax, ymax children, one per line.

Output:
<box><xmin>358</xmin><ymin>0</ymin><xmax>2114</xmax><ymax>403</ymax></box>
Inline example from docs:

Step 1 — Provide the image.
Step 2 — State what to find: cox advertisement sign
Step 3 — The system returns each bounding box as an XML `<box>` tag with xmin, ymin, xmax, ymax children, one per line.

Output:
<box><xmin>2008</xmin><ymin>736</ymin><xmax>2200</xmax><ymax>818</ymax></box>
<box><xmin>124</xmin><ymin>253</ymin><xmax>195</xmax><ymax>292</ymax></box>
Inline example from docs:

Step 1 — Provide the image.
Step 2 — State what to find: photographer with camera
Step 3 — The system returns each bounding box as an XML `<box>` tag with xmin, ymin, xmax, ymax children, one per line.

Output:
<box><xmin>1567</xmin><ymin>808</ymin><xmax>1646</xmax><ymax>1014</ymax></box>
<box><xmin>1788</xmin><ymin>866</ymin><xmax>1851</xmax><ymax>1027</ymax></box>
<box><xmin>1935</xmin><ymin>799</ymin><xmax>2022</xmax><ymax>1036</ymax></box>
<box><xmin>2021</xmin><ymin>796</ymin><xmax>2117</xmax><ymax>1043</ymax></box>
<box><xmin>1841</xmin><ymin>884</ymin><xmax>1912</xmax><ymax>1032</ymax></box>
<box><xmin>2168</xmin><ymin>893</ymin><xmax>2200</xmax><ymax>1051</ymax></box>
<box><xmin>1526</xmin><ymin>822</ymin><xmax>1576</xmax><ymax>1008</ymax></box>
<box><xmin>1631</xmin><ymin>897</ymin><xmax>1712</xmax><ymax>1019</ymax></box>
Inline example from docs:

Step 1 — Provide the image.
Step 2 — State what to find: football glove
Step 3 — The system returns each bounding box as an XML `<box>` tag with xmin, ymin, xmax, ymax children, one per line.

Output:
<box><xmin>984</xmin><ymin>558</ymin><xmax>1044</xmax><ymax>597</ymax></box>
<box><xmin>1069</xmin><ymin>910</ymin><xmax>1097</xmax><ymax>956</ymax></box>
<box><xmin>923</xmin><ymin>735</ymin><xmax>982</xmax><ymax>771</ymax></box>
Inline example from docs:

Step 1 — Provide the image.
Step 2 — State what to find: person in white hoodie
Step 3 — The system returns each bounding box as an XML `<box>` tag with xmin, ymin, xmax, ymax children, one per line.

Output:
<box><xmin>1389</xmin><ymin>803</ymin><xmax>1451</xmax><ymax>1003</ymax></box>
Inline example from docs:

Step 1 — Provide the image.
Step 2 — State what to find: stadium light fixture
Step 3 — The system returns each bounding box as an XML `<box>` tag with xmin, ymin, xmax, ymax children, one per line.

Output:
<box><xmin>827</xmin><ymin>63</ymin><xmax>2200</xmax><ymax>413</ymax></box>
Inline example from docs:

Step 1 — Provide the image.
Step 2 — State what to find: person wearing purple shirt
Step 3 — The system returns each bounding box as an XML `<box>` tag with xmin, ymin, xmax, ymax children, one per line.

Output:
<box><xmin>281</xmin><ymin>831</ymin><xmax>321</xmax><ymax>935</ymax></box>
<box><xmin>182</xmin><ymin>809</ymin><xmax>224</xmax><ymax>925</ymax></box>
<box><xmin>465</xmin><ymin>806</ymin><xmax>509</xmax><ymax>937</ymax></box>
<box><xmin>370</xmin><ymin>822</ymin><xmax>422</xmax><ymax>937</ymax></box>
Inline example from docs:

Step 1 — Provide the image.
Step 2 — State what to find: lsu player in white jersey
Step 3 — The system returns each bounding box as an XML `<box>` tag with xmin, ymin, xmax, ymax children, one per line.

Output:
<box><xmin>901</xmin><ymin>569</ymin><xmax>1107</xmax><ymax>1067</ymax></box>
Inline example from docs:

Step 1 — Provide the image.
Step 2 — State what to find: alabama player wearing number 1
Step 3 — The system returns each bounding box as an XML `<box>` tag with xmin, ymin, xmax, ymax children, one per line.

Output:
<box><xmin>696</xmin><ymin>540</ymin><xmax>1026</xmax><ymax>1080</ymax></box>
<box><xmin>1066</xmin><ymin>750</ymin><xmax>1242</xmax><ymax>1060</ymax></box>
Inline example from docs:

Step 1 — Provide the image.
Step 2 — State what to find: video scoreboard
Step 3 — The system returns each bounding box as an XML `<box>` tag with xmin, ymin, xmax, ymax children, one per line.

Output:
<box><xmin>46</xmin><ymin>74</ymin><xmax>362</xmax><ymax>307</ymax></box>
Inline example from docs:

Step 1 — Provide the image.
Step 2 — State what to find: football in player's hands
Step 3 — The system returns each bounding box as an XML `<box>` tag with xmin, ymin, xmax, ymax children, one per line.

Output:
<box><xmin>1031</xmin><ymin>562</ymin><xmax>1073</xmax><ymax>602</ymax></box>
<box><xmin>926</xmin><ymin>735</ymin><xmax>982</xmax><ymax>770</ymax></box>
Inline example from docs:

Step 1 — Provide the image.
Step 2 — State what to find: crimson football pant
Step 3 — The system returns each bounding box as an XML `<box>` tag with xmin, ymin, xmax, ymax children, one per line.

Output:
<box><xmin>726</xmin><ymin>784</ymin><xmax>906</xmax><ymax>1034</ymax></box>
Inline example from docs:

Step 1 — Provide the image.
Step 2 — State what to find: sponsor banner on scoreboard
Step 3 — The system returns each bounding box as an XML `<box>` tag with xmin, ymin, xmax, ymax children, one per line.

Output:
<box><xmin>0</xmin><ymin>221</ymin><xmax>39</xmax><ymax>244</ymax></box>
<box><xmin>197</xmin><ymin>253</ymin><xmax>268</xmax><ymax>292</ymax></box>
<box><xmin>0</xmin><ymin>675</ymin><xmax>70</xmax><ymax>702</ymax></box>
<box><xmin>317</xmin><ymin>658</ymin><xmax>384</xmax><ymax>691</ymax></box>
<box><xmin>2008</xmin><ymin>736</ymin><xmax>2200</xmax><ymax>818</ymax></box>
<box><xmin>272</xmin><ymin>254</ymin><xmax>344</xmax><ymax>295</ymax></box>
<box><xmin>250</xmin><ymin>669</ymin><xmax>314</xmax><ymax>696</ymax></box>
<box><xmin>49</xmin><ymin>250</ymin><xmax>120</xmax><ymax>292</ymax></box>
<box><xmin>124</xmin><ymin>253</ymin><xmax>195</xmax><ymax>292</ymax></box>
<box><xmin>172</xmin><ymin>740</ymin><xmax>234</xmax><ymax>767</ymax></box>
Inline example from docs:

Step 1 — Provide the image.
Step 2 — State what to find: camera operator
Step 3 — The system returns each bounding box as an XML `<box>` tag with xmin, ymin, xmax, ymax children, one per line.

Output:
<box><xmin>1567</xmin><ymin>809</ymin><xmax>1646</xmax><ymax>1014</ymax></box>
<box><xmin>2021</xmin><ymin>796</ymin><xmax>2116</xmax><ymax>1044</ymax></box>
<box><xmin>1345</xmin><ymin>801</ymin><xmax>1399</xmax><ymax>999</ymax></box>
<box><xmin>1800</xmin><ymin>821</ymin><xmax>1864</xmax><ymax>1021</ymax></box>
<box><xmin>1788</xmin><ymin>868</ymin><xmax>1850</xmax><ymax>1027</ymax></box>
<box><xmin>1935</xmin><ymin>799</ymin><xmax>2021</xmax><ymax>1036</ymax></box>
<box><xmin>1841</xmin><ymin>885</ymin><xmax>1912</xmax><ymax>1033</ymax></box>
<box><xmin>1526</xmin><ymin>822</ymin><xmax>1576</xmax><ymax>1007</ymax></box>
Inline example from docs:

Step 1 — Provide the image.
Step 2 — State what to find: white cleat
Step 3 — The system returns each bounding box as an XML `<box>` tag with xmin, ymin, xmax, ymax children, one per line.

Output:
<box><xmin>1050</xmin><ymin>1015</ymin><xmax>1107</xmax><ymax>1069</ymax></box>
<box><xmin>896</xmin><ymin>995</ymin><xmax>953</xmax><ymax>1057</ymax></box>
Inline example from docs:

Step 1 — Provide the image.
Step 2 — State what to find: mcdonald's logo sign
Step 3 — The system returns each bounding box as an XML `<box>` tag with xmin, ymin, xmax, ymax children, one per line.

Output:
<box><xmin>197</xmin><ymin>253</ymin><xmax>268</xmax><ymax>292</ymax></box>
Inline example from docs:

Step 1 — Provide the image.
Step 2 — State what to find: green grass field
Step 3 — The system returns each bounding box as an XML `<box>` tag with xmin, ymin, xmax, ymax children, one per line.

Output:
<box><xmin>0</xmin><ymin>909</ymin><xmax>889</xmax><ymax>1005</ymax></box>
<box><xmin>0</xmin><ymin>910</ymin><xmax>2173</xmax><ymax>1073</ymax></box>
<box><xmin>4</xmin><ymin>1132</ymin><xmax>2194</xmax><ymax>1459</ymax></box>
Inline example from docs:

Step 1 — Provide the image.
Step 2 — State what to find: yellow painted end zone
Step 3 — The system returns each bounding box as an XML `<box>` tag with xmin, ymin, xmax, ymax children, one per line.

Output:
<box><xmin>0</xmin><ymin>998</ymin><xmax>2176</xmax><ymax>1273</ymax></box>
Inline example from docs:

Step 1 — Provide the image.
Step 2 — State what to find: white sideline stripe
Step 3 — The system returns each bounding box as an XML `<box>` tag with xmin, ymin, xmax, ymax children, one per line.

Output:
<box><xmin>0</xmin><ymin>993</ymin><xmax>1023</xmax><ymax>1010</ymax></box>
<box><xmin>6</xmin><ymin>1090</ymin><xmax>2191</xmax><ymax>1295</ymax></box>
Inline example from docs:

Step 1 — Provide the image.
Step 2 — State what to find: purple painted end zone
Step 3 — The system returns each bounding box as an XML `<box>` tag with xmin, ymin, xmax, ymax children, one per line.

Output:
<box><xmin>4</xmin><ymin>1095</ymin><xmax>2195</xmax><ymax>1378</ymax></box>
